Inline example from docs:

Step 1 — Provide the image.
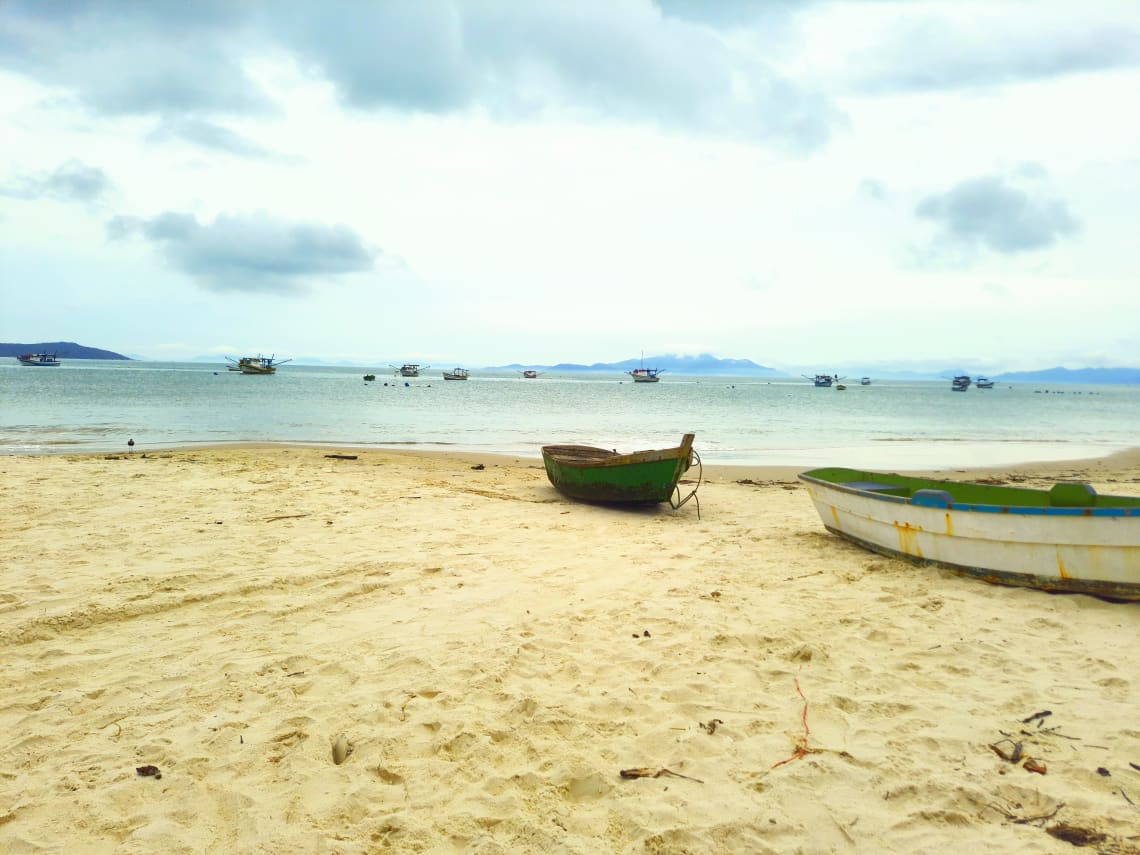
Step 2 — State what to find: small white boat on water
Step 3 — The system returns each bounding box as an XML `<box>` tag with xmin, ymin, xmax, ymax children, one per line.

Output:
<box><xmin>442</xmin><ymin>367</ymin><xmax>469</xmax><ymax>380</ymax></box>
<box><xmin>799</xmin><ymin>467</ymin><xmax>1140</xmax><ymax>600</ymax></box>
<box><xmin>393</xmin><ymin>364</ymin><xmax>426</xmax><ymax>377</ymax></box>
<box><xmin>976</xmin><ymin>377</ymin><xmax>995</xmax><ymax>389</ymax></box>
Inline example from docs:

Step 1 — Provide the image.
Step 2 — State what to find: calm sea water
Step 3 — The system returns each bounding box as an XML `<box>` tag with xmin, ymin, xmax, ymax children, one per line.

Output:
<box><xmin>2</xmin><ymin>360</ymin><xmax>1138</xmax><ymax>469</ymax></box>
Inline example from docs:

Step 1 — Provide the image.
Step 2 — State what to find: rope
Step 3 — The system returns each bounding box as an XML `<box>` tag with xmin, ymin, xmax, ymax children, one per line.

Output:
<box><xmin>670</xmin><ymin>447</ymin><xmax>702</xmax><ymax>519</ymax></box>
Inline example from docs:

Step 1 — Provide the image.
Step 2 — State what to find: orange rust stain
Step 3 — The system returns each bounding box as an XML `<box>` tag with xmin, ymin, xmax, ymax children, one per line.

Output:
<box><xmin>830</xmin><ymin>506</ymin><xmax>841</xmax><ymax>529</ymax></box>
<box><xmin>1057</xmin><ymin>552</ymin><xmax>1070</xmax><ymax>579</ymax></box>
<box><xmin>945</xmin><ymin>512</ymin><xmax>953</xmax><ymax>537</ymax></box>
<box><xmin>894</xmin><ymin>521</ymin><xmax>923</xmax><ymax>558</ymax></box>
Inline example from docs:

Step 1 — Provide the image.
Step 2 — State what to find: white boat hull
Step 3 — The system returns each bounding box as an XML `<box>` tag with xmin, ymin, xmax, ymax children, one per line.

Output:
<box><xmin>802</xmin><ymin>480</ymin><xmax>1140</xmax><ymax>599</ymax></box>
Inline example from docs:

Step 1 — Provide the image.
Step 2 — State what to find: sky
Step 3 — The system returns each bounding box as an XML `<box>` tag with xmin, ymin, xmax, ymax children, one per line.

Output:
<box><xmin>1</xmin><ymin>0</ymin><xmax>1138</xmax><ymax>373</ymax></box>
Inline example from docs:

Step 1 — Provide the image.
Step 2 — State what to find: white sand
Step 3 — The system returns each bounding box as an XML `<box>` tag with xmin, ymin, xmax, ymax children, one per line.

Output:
<box><xmin>2</xmin><ymin>446</ymin><xmax>1139</xmax><ymax>854</ymax></box>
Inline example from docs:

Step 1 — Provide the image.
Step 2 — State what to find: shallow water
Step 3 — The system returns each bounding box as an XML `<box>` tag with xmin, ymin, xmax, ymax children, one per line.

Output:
<box><xmin>2</xmin><ymin>360</ymin><xmax>1137</xmax><ymax>468</ymax></box>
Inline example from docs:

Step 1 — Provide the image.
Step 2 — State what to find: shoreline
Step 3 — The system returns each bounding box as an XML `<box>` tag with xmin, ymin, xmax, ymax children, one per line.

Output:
<box><xmin>21</xmin><ymin>440</ymin><xmax>1140</xmax><ymax>485</ymax></box>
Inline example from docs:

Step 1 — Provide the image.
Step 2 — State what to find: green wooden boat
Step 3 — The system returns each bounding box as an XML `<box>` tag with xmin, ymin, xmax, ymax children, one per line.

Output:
<box><xmin>542</xmin><ymin>433</ymin><xmax>699</xmax><ymax>507</ymax></box>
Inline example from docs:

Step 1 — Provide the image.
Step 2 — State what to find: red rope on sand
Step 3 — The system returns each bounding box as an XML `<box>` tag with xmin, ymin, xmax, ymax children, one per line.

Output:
<box><xmin>771</xmin><ymin>677</ymin><xmax>814</xmax><ymax>769</ymax></box>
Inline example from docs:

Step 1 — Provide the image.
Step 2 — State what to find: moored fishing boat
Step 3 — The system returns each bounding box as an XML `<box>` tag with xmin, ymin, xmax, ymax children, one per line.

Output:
<box><xmin>520</xmin><ymin>369</ymin><xmax>541</xmax><ymax>379</ymax></box>
<box><xmin>393</xmin><ymin>363</ymin><xmax>426</xmax><ymax>377</ymax></box>
<box><xmin>443</xmin><ymin>367</ymin><xmax>469</xmax><ymax>380</ymax></box>
<box><xmin>976</xmin><ymin>377</ymin><xmax>995</xmax><ymax>389</ymax></box>
<box><xmin>628</xmin><ymin>367</ymin><xmax>663</xmax><ymax>383</ymax></box>
<box><xmin>951</xmin><ymin>375</ymin><xmax>971</xmax><ymax>391</ymax></box>
<box><xmin>226</xmin><ymin>355</ymin><xmax>291</xmax><ymax>375</ymax></box>
<box><xmin>542</xmin><ymin>433</ymin><xmax>700</xmax><ymax>508</ymax></box>
<box><xmin>799</xmin><ymin>467</ymin><xmax>1140</xmax><ymax>600</ymax></box>
<box><xmin>16</xmin><ymin>352</ymin><xmax>61</xmax><ymax>366</ymax></box>
<box><xmin>805</xmin><ymin>374</ymin><xmax>838</xmax><ymax>387</ymax></box>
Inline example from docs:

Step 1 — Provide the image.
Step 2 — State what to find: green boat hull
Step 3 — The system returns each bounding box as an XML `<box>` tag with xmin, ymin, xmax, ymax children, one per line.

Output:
<box><xmin>542</xmin><ymin>434</ymin><xmax>695</xmax><ymax>504</ymax></box>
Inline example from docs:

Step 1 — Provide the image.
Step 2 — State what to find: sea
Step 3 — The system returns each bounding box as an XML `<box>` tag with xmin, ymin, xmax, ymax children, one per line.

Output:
<box><xmin>2</xmin><ymin>360</ymin><xmax>1138</xmax><ymax>469</ymax></box>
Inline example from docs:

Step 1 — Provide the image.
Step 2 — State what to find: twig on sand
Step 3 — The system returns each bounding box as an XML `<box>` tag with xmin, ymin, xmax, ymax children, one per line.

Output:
<box><xmin>619</xmin><ymin>767</ymin><xmax>704</xmax><ymax>783</ymax></box>
<box><xmin>265</xmin><ymin>513</ymin><xmax>309</xmax><ymax>522</ymax></box>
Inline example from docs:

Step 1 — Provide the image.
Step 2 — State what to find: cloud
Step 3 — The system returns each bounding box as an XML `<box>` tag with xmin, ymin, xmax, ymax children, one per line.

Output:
<box><xmin>0</xmin><ymin>3</ymin><xmax>274</xmax><ymax>117</ymax></box>
<box><xmin>106</xmin><ymin>210</ymin><xmax>375</xmax><ymax>293</ymax></box>
<box><xmin>146</xmin><ymin>117</ymin><xmax>280</xmax><ymax>160</ymax></box>
<box><xmin>0</xmin><ymin>0</ymin><xmax>844</xmax><ymax>151</ymax></box>
<box><xmin>915</xmin><ymin>174</ymin><xmax>1079</xmax><ymax>255</ymax></box>
<box><xmin>0</xmin><ymin>159</ymin><xmax>111</xmax><ymax>203</ymax></box>
<box><xmin>849</xmin><ymin>8</ymin><xmax>1140</xmax><ymax>93</ymax></box>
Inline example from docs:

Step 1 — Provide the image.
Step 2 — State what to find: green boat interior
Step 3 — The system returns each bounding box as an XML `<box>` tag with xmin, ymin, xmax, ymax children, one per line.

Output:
<box><xmin>800</xmin><ymin>467</ymin><xmax>1140</xmax><ymax>509</ymax></box>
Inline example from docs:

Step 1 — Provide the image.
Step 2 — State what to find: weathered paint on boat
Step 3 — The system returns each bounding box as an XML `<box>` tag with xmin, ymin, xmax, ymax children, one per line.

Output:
<box><xmin>542</xmin><ymin>433</ymin><xmax>695</xmax><ymax>504</ymax></box>
<box><xmin>799</xmin><ymin>467</ymin><xmax>1140</xmax><ymax>600</ymax></box>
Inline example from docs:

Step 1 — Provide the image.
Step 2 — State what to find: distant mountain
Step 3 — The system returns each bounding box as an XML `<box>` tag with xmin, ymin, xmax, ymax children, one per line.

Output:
<box><xmin>995</xmin><ymin>366</ymin><xmax>1140</xmax><ymax>385</ymax></box>
<box><xmin>1</xmin><ymin>341</ymin><xmax>130</xmax><ymax>360</ymax></box>
<box><xmin>490</xmin><ymin>353</ymin><xmax>779</xmax><ymax>376</ymax></box>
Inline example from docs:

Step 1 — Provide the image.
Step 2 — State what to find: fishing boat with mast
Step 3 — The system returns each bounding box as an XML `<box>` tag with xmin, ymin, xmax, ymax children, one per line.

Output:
<box><xmin>226</xmin><ymin>354</ymin><xmax>291</xmax><ymax>375</ymax></box>
<box><xmin>804</xmin><ymin>374</ymin><xmax>840</xmax><ymax>387</ymax></box>
<box><xmin>392</xmin><ymin>363</ymin><xmax>427</xmax><ymax>377</ymax></box>
<box><xmin>16</xmin><ymin>352</ymin><xmax>61</xmax><ymax>366</ymax></box>
<box><xmin>627</xmin><ymin>352</ymin><xmax>664</xmax><ymax>383</ymax></box>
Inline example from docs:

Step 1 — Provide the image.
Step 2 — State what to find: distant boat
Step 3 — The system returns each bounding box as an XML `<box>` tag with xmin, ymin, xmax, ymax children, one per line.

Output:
<box><xmin>860</xmin><ymin>377</ymin><xmax>871</xmax><ymax>386</ymax></box>
<box><xmin>835</xmin><ymin>384</ymin><xmax>847</xmax><ymax>391</ymax></box>
<box><xmin>628</xmin><ymin>367</ymin><xmax>664</xmax><ymax>383</ymax></box>
<box><xmin>799</xmin><ymin>466</ymin><xmax>1140</xmax><ymax>600</ymax></box>
<box><xmin>443</xmin><ymin>367</ymin><xmax>470</xmax><ymax>381</ymax></box>
<box><xmin>976</xmin><ymin>377</ymin><xmax>995</xmax><ymax>389</ymax></box>
<box><xmin>16</xmin><ymin>352</ymin><xmax>60</xmax><ymax>366</ymax></box>
<box><xmin>226</xmin><ymin>355</ymin><xmax>291</xmax><ymax>375</ymax></box>
<box><xmin>393</xmin><ymin>363</ymin><xmax>426</xmax><ymax>377</ymax></box>
<box><xmin>805</xmin><ymin>374</ymin><xmax>839</xmax><ymax>387</ymax></box>
<box><xmin>520</xmin><ymin>370</ymin><xmax>541</xmax><ymax>379</ymax></box>
<box><xmin>542</xmin><ymin>433</ymin><xmax>700</xmax><ymax>508</ymax></box>
<box><xmin>951</xmin><ymin>375</ymin><xmax>971</xmax><ymax>391</ymax></box>
<box><xmin>363</xmin><ymin>374</ymin><xmax>376</xmax><ymax>382</ymax></box>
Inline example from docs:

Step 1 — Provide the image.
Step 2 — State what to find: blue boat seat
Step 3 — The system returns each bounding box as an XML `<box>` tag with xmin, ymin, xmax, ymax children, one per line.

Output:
<box><xmin>911</xmin><ymin>489</ymin><xmax>953</xmax><ymax>508</ymax></box>
<box><xmin>1049</xmin><ymin>482</ymin><xmax>1097</xmax><ymax>508</ymax></box>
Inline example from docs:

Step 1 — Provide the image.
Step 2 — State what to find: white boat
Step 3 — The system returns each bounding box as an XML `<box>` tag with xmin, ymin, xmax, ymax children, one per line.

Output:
<box><xmin>393</xmin><ymin>363</ymin><xmax>426</xmax><ymax>377</ymax></box>
<box><xmin>799</xmin><ymin>467</ymin><xmax>1140</xmax><ymax>600</ymax></box>
<box><xmin>860</xmin><ymin>377</ymin><xmax>871</xmax><ymax>386</ymax></box>
<box><xmin>16</xmin><ymin>352</ymin><xmax>61</xmax><ymax>366</ymax></box>
<box><xmin>520</xmin><ymin>370</ymin><xmax>541</xmax><ymax>379</ymax></box>
<box><xmin>442</xmin><ymin>367</ymin><xmax>469</xmax><ymax>380</ymax></box>
<box><xmin>976</xmin><ymin>377</ymin><xmax>995</xmax><ymax>389</ymax></box>
<box><xmin>628</xmin><ymin>367</ymin><xmax>663</xmax><ymax>383</ymax></box>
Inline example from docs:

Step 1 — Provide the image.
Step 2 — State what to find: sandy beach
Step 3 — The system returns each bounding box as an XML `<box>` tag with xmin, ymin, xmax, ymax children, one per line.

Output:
<box><xmin>2</xmin><ymin>445</ymin><xmax>1139</xmax><ymax>854</ymax></box>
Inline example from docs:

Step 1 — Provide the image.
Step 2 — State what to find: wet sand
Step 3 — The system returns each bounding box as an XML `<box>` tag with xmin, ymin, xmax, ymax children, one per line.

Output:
<box><xmin>2</xmin><ymin>446</ymin><xmax>1139</xmax><ymax>853</ymax></box>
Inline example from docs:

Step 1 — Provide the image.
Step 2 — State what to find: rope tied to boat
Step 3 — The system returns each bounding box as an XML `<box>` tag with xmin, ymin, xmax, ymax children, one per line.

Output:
<box><xmin>671</xmin><ymin>447</ymin><xmax>702</xmax><ymax>519</ymax></box>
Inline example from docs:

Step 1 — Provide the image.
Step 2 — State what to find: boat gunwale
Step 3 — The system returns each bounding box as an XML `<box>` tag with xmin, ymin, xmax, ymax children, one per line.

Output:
<box><xmin>542</xmin><ymin>435</ymin><xmax>694</xmax><ymax>472</ymax></box>
<box><xmin>799</xmin><ymin>470</ymin><xmax>1140</xmax><ymax>517</ymax></box>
